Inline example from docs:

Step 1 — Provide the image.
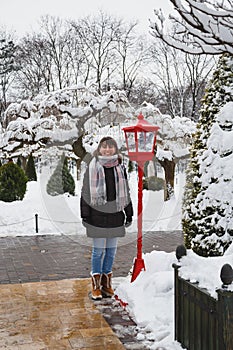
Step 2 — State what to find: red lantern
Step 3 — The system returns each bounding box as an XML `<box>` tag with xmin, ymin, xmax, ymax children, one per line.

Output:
<box><xmin>122</xmin><ymin>113</ymin><xmax>159</xmax><ymax>282</ymax></box>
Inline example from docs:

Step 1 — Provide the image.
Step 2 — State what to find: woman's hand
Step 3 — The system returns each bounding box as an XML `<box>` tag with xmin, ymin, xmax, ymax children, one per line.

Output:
<box><xmin>125</xmin><ymin>217</ymin><xmax>132</xmax><ymax>228</ymax></box>
<box><xmin>82</xmin><ymin>218</ymin><xmax>88</xmax><ymax>227</ymax></box>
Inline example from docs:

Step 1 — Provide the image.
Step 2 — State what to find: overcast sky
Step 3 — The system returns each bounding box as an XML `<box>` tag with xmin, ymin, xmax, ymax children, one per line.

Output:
<box><xmin>0</xmin><ymin>0</ymin><xmax>174</xmax><ymax>36</ymax></box>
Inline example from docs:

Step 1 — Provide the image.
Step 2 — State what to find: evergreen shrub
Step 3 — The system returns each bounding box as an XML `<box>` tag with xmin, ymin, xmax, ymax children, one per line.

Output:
<box><xmin>16</xmin><ymin>157</ymin><xmax>22</xmax><ymax>168</ymax></box>
<box><xmin>47</xmin><ymin>154</ymin><xmax>75</xmax><ymax>196</ymax></box>
<box><xmin>25</xmin><ymin>153</ymin><xmax>37</xmax><ymax>181</ymax></box>
<box><xmin>128</xmin><ymin>160</ymin><xmax>134</xmax><ymax>173</ymax></box>
<box><xmin>0</xmin><ymin>162</ymin><xmax>28</xmax><ymax>202</ymax></box>
<box><xmin>143</xmin><ymin>176</ymin><xmax>164</xmax><ymax>191</ymax></box>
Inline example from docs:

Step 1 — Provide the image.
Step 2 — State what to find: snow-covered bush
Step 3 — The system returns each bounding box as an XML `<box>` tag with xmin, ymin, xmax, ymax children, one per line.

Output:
<box><xmin>137</xmin><ymin>101</ymin><xmax>196</xmax><ymax>200</ymax></box>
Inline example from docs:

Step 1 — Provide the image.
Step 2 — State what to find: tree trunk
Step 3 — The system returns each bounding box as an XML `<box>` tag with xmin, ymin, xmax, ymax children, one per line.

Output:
<box><xmin>72</xmin><ymin>135</ymin><xmax>91</xmax><ymax>179</ymax></box>
<box><xmin>21</xmin><ymin>156</ymin><xmax>27</xmax><ymax>171</ymax></box>
<box><xmin>76</xmin><ymin>158</ymin><xmax>82</xmax><ymax>180</ymax></box>
<box><xmin>158</xmin><ymin>159</ymin><xmax>176</xmax><ymax>201</ymax></box>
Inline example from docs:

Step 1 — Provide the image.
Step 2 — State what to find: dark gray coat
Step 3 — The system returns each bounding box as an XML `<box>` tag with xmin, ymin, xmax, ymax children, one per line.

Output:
<box><xmin>80</xmin><ymin>163</ymin><xmax>133</xmax><ymax>238</ymax></box>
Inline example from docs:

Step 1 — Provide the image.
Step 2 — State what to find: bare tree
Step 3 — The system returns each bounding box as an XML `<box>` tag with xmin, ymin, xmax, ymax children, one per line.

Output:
<box><xmin>184</xmin><ymin>53</ymin><xmax>215</xmax><ymax>120</ymax></box>
<box><xmin>0</xmin><ymin>30</ymin><xmax>18</xmax><ymax>113</ymax></box>
<box><xmin>39</xmin><ymin>15</ymin><xmax>71</xmax><ymax>90</ymax></box>
<box><xmin>71</xmin><ymin>11</ymin><xmax>122</xmax><ymax>93</ymax></box>
<box><xmin>16</xmin><ymin>16</ymin><xmax>85</xmax><ymax>97</ymax></box>
<box><xmin>150</xmin><ymin>0</ymin><xmax>233</xmax><ymax>55</ymax></box>
<box><xmin>127</xmin><ymin>77</ymin><xmax>160</xmax><ymax>107</ymax></box>
<box><xmin>149</xmin><ymin>40</ymin><xmax>215</xmax><ymax>119</ymax></box>
<box><xmin>13</xmin><ymin>13</ymin><xmax>149</xmax><ymax>99</ymax></box>
<box><xmin>64</xmin><ymin>26</ymin><xmax>89</xmax><ymax>88</ymax></box>
<box><xmin>16</xmin><ymin>34</ymin><xmax>54</xmax><ymax>96</ymax></box>
<box><xmin>115</xmin><ymin>21</ymin><xmax>148</xmax><ymax>97</ymax></box>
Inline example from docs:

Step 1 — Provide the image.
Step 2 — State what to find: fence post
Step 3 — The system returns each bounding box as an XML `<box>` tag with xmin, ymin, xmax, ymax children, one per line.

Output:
<box><xmin>35</xmin><ymin>213</ymin><xmax>39</xmax><ymax>233</ymax></box>
<box><xmin>172</xmin><ymin>263</ymin><xmax>180</xmax><ymax>343</ymax></box>
<box><xmin>217</xmin><ymin>288</ymin><xmax>233</xmax><ymax>350</ymax></box>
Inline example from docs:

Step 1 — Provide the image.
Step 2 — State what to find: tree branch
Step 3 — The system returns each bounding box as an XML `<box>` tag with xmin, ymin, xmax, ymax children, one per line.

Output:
<box><xmin>150</xmin><ymin>0</ymin><xmax>233</xmax><ymax>55</ymax></box>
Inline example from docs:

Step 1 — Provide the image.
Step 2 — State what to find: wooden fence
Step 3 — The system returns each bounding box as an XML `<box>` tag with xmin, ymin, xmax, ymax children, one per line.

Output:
<box><xmin>173</xmin><ymin>264</ymin><xmax>233</xmax><ymax>350</ymax></box>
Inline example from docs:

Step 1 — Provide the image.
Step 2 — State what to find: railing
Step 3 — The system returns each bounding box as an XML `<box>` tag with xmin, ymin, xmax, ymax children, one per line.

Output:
<box><xmin>173</xmin><ymin>263</ymin><xmax>233</xmax><ymax>350</ymax></box>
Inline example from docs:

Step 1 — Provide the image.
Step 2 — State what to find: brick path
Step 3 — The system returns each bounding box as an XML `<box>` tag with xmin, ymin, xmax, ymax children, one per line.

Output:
<box><xmin>0</xmin><ymin>231</ymin><xmax>184</xmax><ymax>349</ymax></box>
<box><xmin>0</xmin><ymin>231</ymin><xmax>183</xmax><ymax>284</ymax></box>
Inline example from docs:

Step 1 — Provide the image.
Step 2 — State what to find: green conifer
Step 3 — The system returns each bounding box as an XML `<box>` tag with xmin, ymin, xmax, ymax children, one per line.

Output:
<box><xmin>128</xmin><ymin>160</ymin><xmax>134</xmax><ymax>173</ymax></box>
<box><xmin>47</xmin><ymin>154</ymin><xmax>75</xmax><ymax>196</ymax></box>
<box><xmin>0</xmin><ymin>161</ymin><xmax>28</xmax><ymax>202</ymax></box>
<box><xmin>25</xmin><ymin>153</ymin><xmax>37</xmax><ymax>181</ymax></box>
<box><xmin>16</xmin><ymin>157</ymin><xmax>22</xmax><ymax>168</ymax></box>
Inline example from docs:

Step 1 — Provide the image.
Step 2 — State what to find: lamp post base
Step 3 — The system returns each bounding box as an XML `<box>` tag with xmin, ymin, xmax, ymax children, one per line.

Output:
<box><xmin>131</xmin><ymin>258</ymin><xmax>146</xmax><ymax>282</ymax></box>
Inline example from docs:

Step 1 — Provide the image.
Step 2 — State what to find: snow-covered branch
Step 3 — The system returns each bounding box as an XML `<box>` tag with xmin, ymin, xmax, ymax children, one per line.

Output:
<box><xmin>136</xmin><ymin>102</ymin><xmax>196</xmax><ymax>162</ymax></box>
<box><xmin>150</xmin><ymin>0</ymin><xmax>233</xmax><ymax>55</ymax></box>
<box><xmin>0</xmin><ymin>86</ymin><xmax>130</xmax><ymax>155</ymax></box>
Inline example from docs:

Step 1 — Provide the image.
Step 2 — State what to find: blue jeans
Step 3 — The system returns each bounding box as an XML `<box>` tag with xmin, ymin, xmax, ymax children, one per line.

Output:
<box><xmin>91</xmin><ymin>237</ymin><xmax>118</xmax><ymax>275</ymax></box>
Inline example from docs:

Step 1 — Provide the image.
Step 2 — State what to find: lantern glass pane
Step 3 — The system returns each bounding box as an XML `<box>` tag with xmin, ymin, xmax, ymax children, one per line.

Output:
<box><xmin>126</xmin><ymin>132</ymin><xmax>136</xmax><ymax>152</ymax></box>
<box><xmin>145</xmin><ymin>131</ymin><xmax>156</xmax><ymax>151</ymax></box>
<box><xmin>138</xmin><ymin>131</ymin><xmax>155</xmax><ymax>152</ymax></box>
<box><xmin>138</xmin><ymin>132</ymin><xmax>146</xmax><ymax>152</ymax></box>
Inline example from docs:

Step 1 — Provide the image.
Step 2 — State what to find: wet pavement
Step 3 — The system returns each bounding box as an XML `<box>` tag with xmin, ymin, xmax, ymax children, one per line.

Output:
<box><xmin>0</xmin><ymin>278</ymin><xmax>126</xmax><ymax>350</ymax></box>
<box><xmin>0</xmin><ymin>231</ymin><xmax>184</xmax><ymax>349</ymax></box>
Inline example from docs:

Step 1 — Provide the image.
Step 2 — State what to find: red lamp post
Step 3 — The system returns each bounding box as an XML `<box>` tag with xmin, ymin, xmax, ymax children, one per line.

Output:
<box><xmin>122</xmin><ymin>113</ymin><xmax>159</xmax><ymax>282</ymax></box>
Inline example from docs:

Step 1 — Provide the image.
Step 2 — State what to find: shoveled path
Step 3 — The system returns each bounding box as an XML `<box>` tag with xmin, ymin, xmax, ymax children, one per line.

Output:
<box><xmin>0</xmin><ymin>231</ymin><xmax>183</xmax><ymax>284</ymax></box>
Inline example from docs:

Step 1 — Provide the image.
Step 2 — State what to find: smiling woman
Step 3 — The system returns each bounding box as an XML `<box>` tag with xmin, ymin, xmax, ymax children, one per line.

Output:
<box><xmin>0</xmin><ymin>0</ymin><xmax>173</xmax><ymax>37</ymax></box>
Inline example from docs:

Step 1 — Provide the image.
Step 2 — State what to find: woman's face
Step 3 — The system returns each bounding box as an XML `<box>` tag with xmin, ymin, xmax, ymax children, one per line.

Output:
<box><xmin>99</xmin><ymin>142</ymin><xmax>116</xmax><ymax>156</ymax></box>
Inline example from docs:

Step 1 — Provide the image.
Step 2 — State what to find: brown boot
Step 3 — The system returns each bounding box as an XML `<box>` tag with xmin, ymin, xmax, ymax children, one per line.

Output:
<box><xmin>91</xmin><ymin>274</ymin><xmax>102</xmax><ymax>300</ymax></box>
<box><xmin>101</xmin><ymin>272</ymin><xmax>114</xmax><ymax>297</ymax></box>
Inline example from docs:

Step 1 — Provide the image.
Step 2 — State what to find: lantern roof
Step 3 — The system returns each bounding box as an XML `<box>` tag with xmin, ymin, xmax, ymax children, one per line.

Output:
<box><xmin>123</xmin><ymin>113</ymin><xmax>160</xmax><ymax>132</ymax></box>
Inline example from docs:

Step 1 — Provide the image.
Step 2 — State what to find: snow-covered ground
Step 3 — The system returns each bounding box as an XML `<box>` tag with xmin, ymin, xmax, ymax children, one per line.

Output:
<box><xmin>0</xmin><ymin>167</ymin><xmax>184</xmax><ymax>237</ymax></box>
<box><xmin>0</xmin><ymin>169</ymin><xmax>232</xmax><ymax>350</ymax></box>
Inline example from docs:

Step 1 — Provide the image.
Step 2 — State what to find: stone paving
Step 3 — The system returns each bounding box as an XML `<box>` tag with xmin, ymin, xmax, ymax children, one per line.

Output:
<box><xmin>0</xmin><ymin>231</ymin><xmax>184</xmax><ymax>349</ymax></box>
<box><xmin>0</xmin><ymin>278</ymin><xmax>126</xmax><ymax>350</ymax></box>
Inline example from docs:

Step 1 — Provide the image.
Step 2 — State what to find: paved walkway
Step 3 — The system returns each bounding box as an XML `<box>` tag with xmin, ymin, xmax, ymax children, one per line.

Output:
<box><xmin>0</xmin><ymin>231</ymin><xmax>183</xmax><ymax>284</ymax></box>
<box><xmin>0</xmin><ymin>231</ymin><xmax>184</xmax><ymax>349</ymax></box>
<box><xmin>0</xmin><ymin>278</ymin><xmax>126</xmax><ymax>350</ymax></box>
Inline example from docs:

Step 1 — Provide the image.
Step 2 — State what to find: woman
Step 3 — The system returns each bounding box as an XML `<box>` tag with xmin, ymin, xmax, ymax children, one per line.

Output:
<box><xmin>80</xmin><ymin>136</ymin><xmax>133</xmax><ymax>300</ymax></box>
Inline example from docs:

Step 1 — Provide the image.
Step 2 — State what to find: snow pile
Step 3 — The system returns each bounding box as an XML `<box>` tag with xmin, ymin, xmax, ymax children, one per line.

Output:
<box><xmin>178</xmin><ymin>249</ymin><xmax>233</xmax><ymax>298</ymax></box>
<box><xmin>115</xmin><ymin>250</ymin><xmax>180</xmax><ymax>350</ymax></box>
<box><xmin>115</xmin><ymin>244</ymin><xmax>233</xmax><ymax>349</ymax></box>
<box><xmin>0</xmin><ymin>169</ymin><xmax>85</xmax><ymax>236</ymax></box>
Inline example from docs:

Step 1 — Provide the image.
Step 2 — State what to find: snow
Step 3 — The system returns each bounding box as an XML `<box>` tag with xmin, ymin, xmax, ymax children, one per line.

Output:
<box><xmin>115</xmin><ymin>242</ymin><xmax>233</xmax><ymax>349</ymax></box>
<box><xmin>115</xmin><ymin>251</ymin><xmax>178</xmax><ymax>349</ymax></box>
<box><xmin>0</xmin><ymin>166</ymin><xmax>185</xmax><ymax>236</ymax></box>
<box><xmin>1</xmin><ymin>87</ymin><xmax>129</xmax><ymax>153</ymax></box>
